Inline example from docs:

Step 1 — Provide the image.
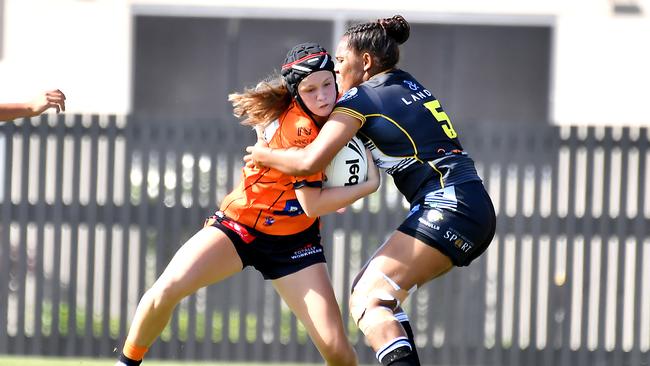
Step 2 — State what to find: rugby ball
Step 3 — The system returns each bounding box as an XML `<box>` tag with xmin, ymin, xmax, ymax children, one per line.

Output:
<box><xmin>323</xmin><ymin>136</ymin><xmax>368</xmax><ymax>188</ymax></box>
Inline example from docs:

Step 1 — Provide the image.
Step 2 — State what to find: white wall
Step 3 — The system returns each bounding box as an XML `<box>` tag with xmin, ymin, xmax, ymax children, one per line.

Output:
<box><xmin>554</xmin><ymin>16</ymin><xmax>650</xmax><ymax>125</ymax></box>
<box><xmin>1</xmin><ymin>0</ymin><xmax>649</xmax><ymax>125</ymax></box>
<box><xmin>0</xmin><ymin>0</ymin><xmax>131</xmax><ymax>115</ymax></box>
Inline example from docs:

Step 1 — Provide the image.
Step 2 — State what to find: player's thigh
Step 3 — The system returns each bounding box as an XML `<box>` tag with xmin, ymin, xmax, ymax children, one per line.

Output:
<box><xmin>356</xmin><ymin>230</ymin><xmax>453</xmax><ymax>292</ymax></box>
<box><xmin>155</xmin><ymin>226</ymin><xmax>243</xmax><ymax>296</ymax></box>
<box><xmin>272</xmin><ymin>263</ymin><xmax>348</xmax><ymax>346</ymax></box>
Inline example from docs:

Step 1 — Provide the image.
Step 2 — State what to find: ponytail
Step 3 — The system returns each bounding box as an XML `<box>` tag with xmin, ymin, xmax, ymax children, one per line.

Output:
<box><xmin>228</xmin><ymin>74</ymin><xmax>291</xmax><ymax>127</ymax></box>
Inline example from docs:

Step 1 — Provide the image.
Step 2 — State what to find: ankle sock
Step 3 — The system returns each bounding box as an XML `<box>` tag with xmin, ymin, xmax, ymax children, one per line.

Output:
<box><xmin>118</xmin><ymin>341</ymin><xmax>148</xmax><ymax>365</ymax></box>
<box><xmin>377</xmin><ymin>336</ymin><xmax>416</xmax><ymax>365</ymax></box>
<box><xmin>117</xmin><ymin>354</ymin><xmax>142</xmax><ymax>366</ymax></box>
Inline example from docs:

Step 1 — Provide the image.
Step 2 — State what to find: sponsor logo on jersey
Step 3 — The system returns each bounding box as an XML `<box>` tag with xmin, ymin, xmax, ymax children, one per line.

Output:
<box><xmin>403</xmin><ymin>80</ymin><xmax>419</xmax><ymax>91</ymax></box>
<box><xmin>273</xmin><ymin>199</ymin><xmax>305</xmax><ymax>217</ymax></box>
<box><xmin>297</xmin><ymin>126</ymin><xmax>312</xmax><ymax>136</ymax></box>
<box><xmin>338</xmin><ymin>87</ymin><xmax>358</xmax><ymax>102</ymax></box>
<box><xmin>400</xmin><ymin>89</ymin><xmax>433</xmax><ymax>105</ymax></box>
<box><xmin>293</xmin><ymin>138</ymin><xmax>310</xmax><ymax>146</ymax></box>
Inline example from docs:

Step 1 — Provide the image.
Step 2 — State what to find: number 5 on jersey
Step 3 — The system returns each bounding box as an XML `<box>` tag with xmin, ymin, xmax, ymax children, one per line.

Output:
<box><xmin>424</xmin><ymin>99</ymin><xmax>458</xmax><ymax>139</ymax></box>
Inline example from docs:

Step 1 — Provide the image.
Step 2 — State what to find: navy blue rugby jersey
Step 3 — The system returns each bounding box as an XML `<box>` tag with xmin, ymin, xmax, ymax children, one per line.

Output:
<box><xmin>333</xmin><ymin>69</ymin><xmax>482</xmax><ymax>204</ymax></box>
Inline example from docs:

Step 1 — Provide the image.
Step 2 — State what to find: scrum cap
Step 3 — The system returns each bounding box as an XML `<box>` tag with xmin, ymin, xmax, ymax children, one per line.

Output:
<box><xmin>281</xmin><ymin>42</ymin><xmax>335</xmax><ymax>97</ymax></box>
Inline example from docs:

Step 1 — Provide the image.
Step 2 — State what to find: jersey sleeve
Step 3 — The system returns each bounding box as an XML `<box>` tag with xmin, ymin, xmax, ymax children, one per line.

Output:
<box><xmin>332</xmin><ymin>86</ymin><xmax>373</xmax><ymax>127</ymax></box>
<box><xmin>275</xmin><ymin>115</ymin><xmax>324</xmax><ymax>187</ymax></box>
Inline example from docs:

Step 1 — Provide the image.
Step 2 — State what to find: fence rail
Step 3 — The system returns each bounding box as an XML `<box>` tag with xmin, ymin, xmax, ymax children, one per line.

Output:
<box><xmin>1</xmin><ymin>114</ymin><xmax>650</xmax><ymax>365</ymax></box>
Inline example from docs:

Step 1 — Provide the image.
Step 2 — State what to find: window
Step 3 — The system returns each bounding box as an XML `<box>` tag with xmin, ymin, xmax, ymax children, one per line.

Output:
<box><xmin>133</xmin><ymin>16</ymin><xmax>333</xmax><ymax>120</ymax></box>
<box><xmin>401</xmin><ymin>23</ymin><xmax>551</xmax><ymax>125</ymax></box>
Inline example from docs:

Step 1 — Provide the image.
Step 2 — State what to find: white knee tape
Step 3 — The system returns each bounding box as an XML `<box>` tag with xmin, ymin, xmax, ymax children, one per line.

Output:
<box><xmin>349</xmin><ymin>267</ymin><xmax>414</xmax><ymax>334</ymax></box>
<box><xmin>358</xmin><ymin>306</ymin><xmax>397</xmax><ymax>335</ymax></box>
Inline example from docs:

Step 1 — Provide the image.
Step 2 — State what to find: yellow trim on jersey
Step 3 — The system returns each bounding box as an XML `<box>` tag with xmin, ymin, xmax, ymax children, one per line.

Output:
<box><xmin>428</xmin><ymin>161</ymin><xmax>445</xmax><ymax>188</ymax></box>
<box><xmin>365</xmin><ymin>113</ymin><xmax>421</xmax><ymax>162</ymax></box>
<box><xmin>332</xmin><ymin>107</ymin><xmax>366</xmax><ymax>126</ymax></box>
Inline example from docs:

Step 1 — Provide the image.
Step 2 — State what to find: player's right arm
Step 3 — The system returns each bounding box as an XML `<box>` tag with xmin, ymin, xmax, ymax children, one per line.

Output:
<box><xmin>295</xmin><ymin>149</ymin><xmax>379</xmax><ymax>218</ymax></box>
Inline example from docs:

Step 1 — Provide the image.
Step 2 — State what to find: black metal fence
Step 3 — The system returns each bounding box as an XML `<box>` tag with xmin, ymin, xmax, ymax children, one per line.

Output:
<box><xmin>1</xmin><ymin>114</ymin><xmax>649</xmax><ymax>366</ymax></box>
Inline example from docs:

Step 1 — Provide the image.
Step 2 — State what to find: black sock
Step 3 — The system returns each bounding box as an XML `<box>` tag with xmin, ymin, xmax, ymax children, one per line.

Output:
<box><xmin>379</xmin><ymin>345</ymin><xmax>420</xmax><ymax>366</ymax></box>
<box><xmin>395</xmin><ymin>311</ymin><xmax>420</xmax><ymax>364</ymax></box>
<box><xmin>118</xmin><ymin>353</ymin><xmax>143</xmax><ymax>366</ymax></box>
<box><xmin>400</xmin><ymin>319</ymin><xmax>421</xmax><ymax>364</ymax></box>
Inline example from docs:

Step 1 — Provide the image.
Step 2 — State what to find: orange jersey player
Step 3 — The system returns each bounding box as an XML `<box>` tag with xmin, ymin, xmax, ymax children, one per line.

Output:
<box><xmin>219</xmin><ymin>97</ymin><xmax>325</xmax><ymax>236</ymax></box>
<box><xmin>116</xmin><ymin>42</ymin><xmax>379</xmax><ymax>366</ymax></box>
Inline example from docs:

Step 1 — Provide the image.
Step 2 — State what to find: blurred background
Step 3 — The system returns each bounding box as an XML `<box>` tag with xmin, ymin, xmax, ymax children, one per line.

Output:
<box><xmin>0</xmin><ymin>0</ymin><xmax>648</xmax><ymax>125</ymax></box>
<box><xmin>1</xmin><ymin>1</ymin><xmax>650</xmax><ymax>365</ymax></box>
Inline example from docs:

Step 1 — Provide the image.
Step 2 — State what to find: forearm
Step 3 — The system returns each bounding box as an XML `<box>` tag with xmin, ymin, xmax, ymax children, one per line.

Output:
<box><xmin>256</xmin><ymin>146</ymin><xmax>323</xmax><ymax>176</ymax></box>
<box><xmin>251</xmin><ymin>113</ymin><xmax>362</xmax><ymax>176</ymax></box>
<box><xmin>0</xmin><ymin>103</ymin><xmax>35</xmax><ymax>121</ymax></box>
<box><xmin>303</xmin><ymin>182</ymin><xmax>377</xmax><ymax>217</ymax></box>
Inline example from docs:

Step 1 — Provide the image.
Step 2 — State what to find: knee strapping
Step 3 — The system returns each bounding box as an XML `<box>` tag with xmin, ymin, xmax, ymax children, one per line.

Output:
<box><xmin>349</xmin><ymin>267</ymin><xmax>416</xmax><ymax>334</ymax></box>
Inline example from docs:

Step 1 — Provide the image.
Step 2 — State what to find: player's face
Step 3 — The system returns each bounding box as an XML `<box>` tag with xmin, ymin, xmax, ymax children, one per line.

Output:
<box><xmin>335</xmin><ymin>38</ymin><xmax>366</xmax><ymax>93</ymax></box>
<box><xmin>297</xmin><ymin>70</ymin><xmax>337</xmax><ymax>118</ymax></box>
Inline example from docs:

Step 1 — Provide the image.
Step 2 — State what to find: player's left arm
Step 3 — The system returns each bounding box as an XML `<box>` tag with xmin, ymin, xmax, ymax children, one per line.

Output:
<box><xmin>245</xmin><ymin>112</ymin><xmax>361</xmax><ymax>176</ymax></box>
<box><xmin>294</xmin><ymin>149</ymin><xmax>379</xmax><ymax>217</ymax></box>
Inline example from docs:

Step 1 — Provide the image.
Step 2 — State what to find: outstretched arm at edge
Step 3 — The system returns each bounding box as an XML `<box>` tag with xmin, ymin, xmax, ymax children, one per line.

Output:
<box><xmin>0</xmin><ymin>90</ymin><xmax>66</xmax><ymax>121</ymax></box>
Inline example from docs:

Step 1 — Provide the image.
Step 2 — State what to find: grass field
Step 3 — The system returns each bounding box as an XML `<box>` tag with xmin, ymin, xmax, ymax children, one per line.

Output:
<box><xmin>0</xmin><ymin>356</ymin><xmax>326</xmax><ymax>366</ymax></box>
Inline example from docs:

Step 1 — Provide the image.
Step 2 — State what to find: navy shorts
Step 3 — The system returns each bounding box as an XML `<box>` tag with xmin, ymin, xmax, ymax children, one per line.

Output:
<box><xmin>206</xmin><ymin>212</ymin><xmax>326</xmax><ymax>280</ymax></box>
<box><xmin>397</xmin><ymin>181</ymin><xmax>496</xmax><ymax>267</ymax></box>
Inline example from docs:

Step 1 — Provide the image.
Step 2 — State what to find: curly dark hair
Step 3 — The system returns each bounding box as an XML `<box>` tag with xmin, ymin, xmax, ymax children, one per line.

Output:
<box><xmin>343</xmin><ymin>15</ymin><xmax>410</xmax><ymax>71</ymax></box>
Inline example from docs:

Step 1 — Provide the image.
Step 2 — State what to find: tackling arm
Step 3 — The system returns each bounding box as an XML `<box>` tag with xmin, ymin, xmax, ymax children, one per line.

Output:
<box><xmin>245</xmin><ymin>112</ymin><xmax>361</xmax><ymax>176</ymax></box>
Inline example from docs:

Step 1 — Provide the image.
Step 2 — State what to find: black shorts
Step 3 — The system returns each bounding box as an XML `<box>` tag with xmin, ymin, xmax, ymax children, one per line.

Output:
<box><xmin>206</xmin><ymin>212</ymin><xmax>326</xmax><ymax>280</ymax></box>
<box><xmin>397</xmin><ymin>181</ymin><xmax>496</xmax><ymax>267</ymax></box>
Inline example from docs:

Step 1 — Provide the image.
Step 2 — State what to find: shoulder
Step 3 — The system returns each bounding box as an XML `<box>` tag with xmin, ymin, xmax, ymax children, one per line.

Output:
<box><xmin>332</xmin><ymin>86</ymin><xmax>376</xmax><ymax>126</ymax></box>
<box><xmin>335</xmin><ymin>84</ymin><xmax>374</xmax><ymax>109</ymax></box>
<box><xmin>280</xmin><ymin>102</ymin><xmax>315</xmax><ymax>130</ymax></box>
<box><xmin>275</xmin><ymin>103</ymin><xmax>317</xmax><ymax>148</ymax></box>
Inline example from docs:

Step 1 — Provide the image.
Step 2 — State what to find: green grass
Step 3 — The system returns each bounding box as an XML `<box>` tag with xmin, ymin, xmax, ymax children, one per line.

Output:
<box><xmin>0</xmin><ymin>356</ymin><xmax>324</xmax><ymax>366</ymax></box>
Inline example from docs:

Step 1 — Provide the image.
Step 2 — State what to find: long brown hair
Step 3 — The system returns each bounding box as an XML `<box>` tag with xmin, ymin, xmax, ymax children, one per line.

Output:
<box><xmin>228</xmin><ymin>74</ymin><xmax>291</xmax><ymax>127</ymax></box>
<box><xmin>343</xmin><ymin>15</ymin><xmax>410</xmax><ymax>72</ymax></box>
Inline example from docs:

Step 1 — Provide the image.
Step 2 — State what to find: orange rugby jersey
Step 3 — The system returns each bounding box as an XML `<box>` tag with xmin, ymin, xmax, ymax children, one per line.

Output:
<box><xmin>220</xmin><ymin>101</ymin><xmax>323</xmax><ymax>235</ymax></box>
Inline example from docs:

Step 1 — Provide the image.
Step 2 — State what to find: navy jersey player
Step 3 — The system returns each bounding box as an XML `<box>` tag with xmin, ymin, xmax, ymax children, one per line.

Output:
<box><xmin>246</xmin><ymin>15</ymin><xmax>496</xmax><ymax>366</ymax></box>
<box><xmin>334</xmin><ymin>68</ymin><xmax>482</xmax><ymax>204</ymax></box>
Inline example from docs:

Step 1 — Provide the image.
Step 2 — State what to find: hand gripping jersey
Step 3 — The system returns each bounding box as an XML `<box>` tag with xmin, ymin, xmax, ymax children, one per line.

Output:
<box><xmin>333</xmin><ymin>69</ymin><xmax>482</xmax><ymax>204</ymax></box>
<box><xmin>220</xmin><ymin>101</ymin><xmax>323</xmax><ymax>235</ymax></box>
